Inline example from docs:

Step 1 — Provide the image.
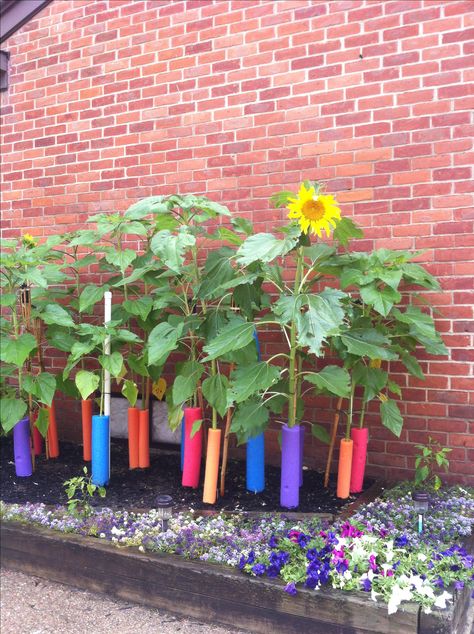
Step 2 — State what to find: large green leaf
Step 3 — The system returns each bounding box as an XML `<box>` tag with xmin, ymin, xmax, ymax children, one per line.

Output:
<box><xmin>304</xmin><ymin>366</ymin><xmax>350</xmax><ymax>397</ymax></box>
<box><xmin>22</xmin><ymin>372</ymin><xmax>56</xmax><ymax>406</ymax></box>
<box><xmin>75</xmin><ymin>370</ymin><xmax>100</xmax><ymax>401</ymax></box>
<box><xmin>122</xmin><ymin>379</ymin><xmax>138</xmax><ymax>407</ymax></box>
<box><xmin>231</xmin><ymin>216</ymin><xmax>253</xmax><ymax>235</ymax></box>
<box><xmin>172</xmin><ymin>361</ymin><xmax>204</xmax><ymax>405</ymax></box>
<box><xmin>396</xmin><ymin>347</ymin><xmax>424</xmax><ymax>380</ymax></box>
<box><xmin>228</xmin><ymin>362</ymin><xmax>281</xmax><ymax>405</ymax></box>
<box><xmin>127</xmin><ymin>354</ymin><xmax>149</xmax><ymax>378</ymax></box>
<box><xmin>352</xmin><ymin>365</ymin><xmax>388</xmax><ymax>401</ymax></box>
<box><xmin>35</xmin><ymin>407</ymin><xmax>50</xmax><ymax>437</ymax></box>
<box><xmin>296</xmin><ymin>289</ymin><xmax>346</xmax><ymax>355</ymax></box>
<box><xmin>147</xmin><ymin>322</ymin><xmax>182</xmax><ymax>366</ymax></box>
<box><xmin>333</xmin><ymin>217</ymin><xmax>364</xmax><ymax>247</ymax></box>
<box><xmin>198</xmin><ymin>248</ymin><xmax>235</xmax><ymax>299</ymax></box>
<box><xmin>393</xmin><ymin>307</ymin><xmax>447</xmax><ymax>356</ymax></box>
<box><xmin>230</xmin><ymin>397</ymin><xmax>269</xmax><ymax>445</ymax></box>
<box><xmin>45</xmin><ymin>327</ymin><xmax>76</xmax><ymax>352</ymax></box>
<box><xmin>150</xmin><ymin>229</ymin><xmax>195</xmax><ymax>273</ymax></box>
<box><xmin>79</xmin><ymin>285</ymin><xmax>107</xmax><ymax>313</ymax></box>
<box><xmin>202</xmin><ymin>374</ymin><xmax>229</xmax><ymax>417</ymax></box>
<box><xmin>0</xmin><ymin>333</ymin><xmax>37</xmax><ymax>367</ymax></box>
<box><xmin>55</xmin><ymin>375</ymin><xmax>80</xmax><ymax>400</ymax></box>
<box><xmin>360</xmin><ymin>283</ymin><xmax>401</xmax><ymax>317</ymax></box>
<box><xmin>340</xmin><ymin>329</ymin><xmax>398</xmax><ymax>361</ymax></box>
<box><xmin>125</xmin><ymin>196</ymin><xmax>169</xmax><ymax>218</ymax></box>
<box><xmin>40</xmin><ymin>304</ymin><xmax>75</xmax><ymax>328</ymax></box>
<box><xmin>0</xmin><ymin>398</ymin><xmax>27</xmax><ymax>433</ymax></box>
<box><xmin>380</xmin><ymin>399</ymin><xmax>403</xmax><ymax>437</ymax></box>
<box><xmin>202</xmin><ymin>320</ymin><xmax>256</xmax><ymax>361</ymax></box>
<box><xmin>123</xmin><ymin>297</ymin><xmax>154</xmax><ymax>322</ymax></box>
<box><xmin>235</xmin><ymin>232</ymin><xmax>299</xmax><ymax>266</ymax></box>
<box><xmin>104</xmin><ymin>248</ymin><xmax>137</xmax><ymax>272</ymax></box>
<box><xmin>99</xmin><ymin>352</ymin><xmax>123</xmax><ymax>378</ymax></box>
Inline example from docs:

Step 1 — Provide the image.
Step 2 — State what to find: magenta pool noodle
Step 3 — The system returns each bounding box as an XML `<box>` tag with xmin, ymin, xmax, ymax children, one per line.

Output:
<box><xmin>299</xmin><ymin>425</ymin><xmax>305</xmax><ymax>487</ymax></box>
<box><xmin>13</xmin><ymin>416</ymin><xmax>32</xmax><ymax>477</ymax></box>
<box><xmin>246</xmin><ymin>329</ymin><xmax>265</xmax><ymax>493</ymax></box>
<box><xmin>280</xmin><ymin>424</ymin><xmax>300</xmax><ymax>509</ymax></box>
<box><xmin>91</xmin><ymin>414</ymin><xmax>110</xmax><ymax>486</ymax></box>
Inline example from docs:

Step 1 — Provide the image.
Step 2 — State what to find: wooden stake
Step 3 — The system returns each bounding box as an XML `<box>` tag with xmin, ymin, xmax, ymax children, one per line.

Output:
<box><xmin>219</xmin><ymin>406</ymin><xmax>234</xmax><ymax>498</ymax></box>
<box><xmin>324</xmin><ymin>397</ymin><xmax>343</xmax><ymax>488</ymax></box>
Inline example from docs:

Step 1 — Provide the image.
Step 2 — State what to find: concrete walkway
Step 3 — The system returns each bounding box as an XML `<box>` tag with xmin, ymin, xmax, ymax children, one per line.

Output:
<box><xmin>0</xmin><ymin>568</ymin><xmax>235</xmax><ymax>634</ymax></box>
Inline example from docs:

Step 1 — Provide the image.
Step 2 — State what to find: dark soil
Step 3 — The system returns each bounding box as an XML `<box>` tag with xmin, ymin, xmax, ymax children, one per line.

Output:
<box><xmin>0</xmin><ymin>438</ymin><xmax>372</xmax><ymax>514</ymax></box>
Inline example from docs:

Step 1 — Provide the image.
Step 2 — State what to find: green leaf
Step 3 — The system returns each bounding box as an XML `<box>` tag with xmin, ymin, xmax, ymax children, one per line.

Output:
<box><xmin>380</xmin><ymin>399</ymin><xmax>403</xmax><ymax>437</ymax></box>
<box><xmin>202</xmin><ymin>374</ymin><xmax>229</xmax><ymax>417</ymax></box>
<box><xmin>231</xmin><ymin>398</ymin><xmax>269</xmax><ymax>445</ymax></box>
<box><xmin>79</xmin><ymin>285</ymin><xmax>107</xmax><ymax>313</ymax></box>
<box><xmin>415</xmin><ymin>465</ymin><xmax>429</xmax><ymax>485</ymax></box>
<box><xmin>333</xmin><ymin>217</ymin><xmax>364</xmax><ymax>247</ymax></box>
<box><xmin>125</xmin><ymin>196</ymin><xmax>168</xmax><ymax>218</ymax></box>
<box><xmin>270</xmin><ymin>190</ymin><xmax>295</xmax><ymax>208</ymax></box>
<box><xmin>172</xmin><ymin>361</ymin><xmax>204</xmax><ymax>405</ymax></box>
<box><xmin>147</xmin><ymin>322</ymin><xmax>182</xmax><ymax>366</ymax></box>
<box><xmin>236</xmin><ymin>232</ymin><xmax>299</xmax><ymax>266</ymax></box>
<box><xmin>190</xmin><ymin>419</ymin><xmax>203</xmax><ymax>438</ymax></box>
<box><xmin>360</xmin><ymin>284</ymin><xmax>401</xmax><ymax>317</ymax></box>
<box><xmin>295</xmin><ymin>289</ymin><xmax>346</xmax><ymax>355</ymax></box>
<box><xmin>99</xmin><ymin>352</ymin><xmax>123</xmax><ymax>378</ymax></box>
<box><xmin>24</xmin><ymin>372</ymin><xmax>56</xmax><ymax>406</ymax></box>
<box><xmin>68</xmin><ymin>230</ymin><xmax>100</xmax><ymax>246</ymax></box>
<box><xmin>150</xmin><ymin>229</ymin><xmax>195</xmax><ymax>273</ymax></box>
<box><xmin>197</xmin><ymin>247</ymin><xmax>235</xmax><ymax>299</ymax></box>
<box><xmin>202</xmin><ymin>320</ymin><xmax>256</xmax><ymax>361</ymax></box>
<box><xmin>311</xmin><ymin>424</ymin><xmax>331</xmax><ymax>444</ymax></box>
<box><xmin>0</xmin><ymin>333</ymin><xmax>37</xmax><ymax>367</ymax></box>
<box><xmin>396</xmin><ymin>347</ymin><xmax>425</xmax><ymax>380</ymax></box>
<box><xmin>55</xmin><ymin>375</ymin><xmax>80</xmax><ymax>400</ymax></box>
<box><xmin>127</xmin><ymin>354</ymin><xmax>149</xmax><ymax>378</ymax></box>
<box><xmin>303</xmin><ymin>243</ymin><xmax>335</xmax><ymax>265</ymax></box>
<box><xmin>40</xmin><ymin>304</ymin><xmax>75</xmax><ymax>328</ymax></box>
<box><xmin>304</xmin><ymin>366</ymin><xmax>351</xmax><ymax>398</ymax></box>
<box><xmin>387</xmin><ymin>380</ymin><xmax>402</xmax><ymax>397</ymax></box>
<box><xmin>104</xmin><ymin>248</ymin><xmax>137</xmax><ymax>272</ymax></box>
<box><xmin>0</xmin><ymin>398</ymin><xmax>27</xmax><ymax>433</ymax></box>
<box><xmin>231</xmin><ymin>216</ymin><xmax>253</xmax><ymax>235</ymax></box>
<box><xmin>35</xmin><ymin>408</ymin><xmax>50</xmax><ymax>438</ymax></box>
<box><xmin>212</xmin><ymin>227</ymin><xmax>243</xmax><ymax>246</ymax></box>
<box><xmin>122</xmin><ymin>380</ymin><xmax>138</xmax><ymax>407</ymax></box>
<box><xmin>0</xmin><ymin>293</ymin><xmax>17</xmax><ymax>307</ymax></box>
<box><xmin>45</xmin><ymin>327</ymin><xmax>76</xmax><ymax>352</ymax></box>
<box><xmin>393</xmin><ymin>307</ymin><xmax>447</xmax><ymax>356</ymax></box>
<box><xmin>120</xmin><ymin>221</ymin><xmax>149</xmax><ymax>236</ymax></box>
<box><xmin>352</xmin><ymin>365</ymin><xmax>388</xmax><ymax>401</ymax></box>
<box><xmin>228</xmin><ymin>362</ymin><xmax>281</xmax><ymax>405</ymax></box>
<box><xmin>123</xmin><ymin>297</ymin><xmax>154</xmax><ymax>322</ymax></box>
<box><xmin>75</xmin><ymin>370</ymin><xmax>100</xmax><ymax>401</ymax></box>
<box><xmin>340</xmin><ymin>329</ymin><xmax>398</xmax><ymax>361</ymax></box>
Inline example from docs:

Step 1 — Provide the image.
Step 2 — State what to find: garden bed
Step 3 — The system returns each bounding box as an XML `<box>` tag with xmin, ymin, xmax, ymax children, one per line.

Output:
<box><xmin>0</xmin><ymin>438</ymin><xmax>372</xmax><ymax>514</ymax></box>
<box><xmin>1</xmin><ymin>520</ymin><xmax>471</xmax><ymax>634</ymax></box>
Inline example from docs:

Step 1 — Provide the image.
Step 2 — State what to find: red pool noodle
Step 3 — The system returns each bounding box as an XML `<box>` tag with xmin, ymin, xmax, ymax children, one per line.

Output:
<box><xmin>182</xmin><ymin>407</ymin><xmax>203</xmax><ymax>488</ymax></box>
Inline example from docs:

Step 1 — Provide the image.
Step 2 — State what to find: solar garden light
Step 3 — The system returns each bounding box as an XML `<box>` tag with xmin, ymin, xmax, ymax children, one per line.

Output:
<box><xmin>155</xmin><ymin>495</ymin><xmax>174</xmax><ymax>531</ymax></box>
<box><xmin>412</xmin><ymin>491</ymin><xmax>429</xmax><ymax>534</ymax></box>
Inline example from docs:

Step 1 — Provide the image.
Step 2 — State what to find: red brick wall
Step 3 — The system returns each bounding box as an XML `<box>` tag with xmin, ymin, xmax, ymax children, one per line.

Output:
<box><xmin>1</xmin><ymin>0</ymin><xmax>473</xmax><ymax>484</ymax></box>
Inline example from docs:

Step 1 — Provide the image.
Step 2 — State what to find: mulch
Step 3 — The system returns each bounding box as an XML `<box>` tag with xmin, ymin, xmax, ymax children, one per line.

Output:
<box><xmin>0</xmin><ymin>438</ymin><xmax>371</xmax><ymax>514</ymax></box>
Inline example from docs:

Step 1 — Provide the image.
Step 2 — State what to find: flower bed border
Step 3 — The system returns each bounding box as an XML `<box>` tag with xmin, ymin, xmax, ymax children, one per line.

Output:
<box><xmin>1</xmin><ymin>521</ymin><xmax>471</xmax><ymax>634</ymax></box>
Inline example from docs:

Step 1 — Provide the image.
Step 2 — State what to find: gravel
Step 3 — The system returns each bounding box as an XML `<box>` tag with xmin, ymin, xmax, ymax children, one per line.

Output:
<box><xmin>0</xmin><ymin>568</ymin><xmax>236</xmax><ymax>634</ymax></box>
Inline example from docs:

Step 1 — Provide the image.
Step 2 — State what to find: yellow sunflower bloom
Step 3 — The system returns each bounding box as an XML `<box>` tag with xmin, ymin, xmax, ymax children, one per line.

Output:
<box><xmin>22</xmin><ymin>233</ymin><xmax>38</xmax><ymax>247</ymax></box>
<box><xmin>287</xmin><ymin>183</ymin><xmax>341</xmax><ymax>237</ymax></box>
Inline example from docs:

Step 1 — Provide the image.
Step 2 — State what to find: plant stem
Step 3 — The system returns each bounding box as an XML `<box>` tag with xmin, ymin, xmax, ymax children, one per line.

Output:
<box><xmin>346</xmin><ymin>381</ymin><xmax>355</xmax><ymax>440</ymax></box>
<box><xmin>359</xmin><ymin>388</ymin><xmax>367</xmax><ymax>429</ymax></box>
<box><xmin>288</xmin><ymin>246</ymin><xmax>304</xmax><ymax>428</ymax></box>
<box><xmin>211</xmin><ymin>358</ymin><xmax>218</xmax><ymax>430</ymax></box>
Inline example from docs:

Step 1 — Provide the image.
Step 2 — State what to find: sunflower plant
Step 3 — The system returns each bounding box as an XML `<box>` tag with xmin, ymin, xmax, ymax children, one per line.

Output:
<box><xmin>200</xmin><ymin>181</ymin><xmax>363</xmax><ymax>444</ymax></box>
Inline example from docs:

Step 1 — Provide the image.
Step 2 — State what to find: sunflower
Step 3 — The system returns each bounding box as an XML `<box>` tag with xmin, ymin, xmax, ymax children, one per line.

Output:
<box><xmin>287</xmin><ymin>183</ymin><xmax>341</xmax><ymax>237</ymax></box>
<box><xmin>21</xmin><ymin>233</ymin><xmax>37</xmax><ymax>248</ymax></box>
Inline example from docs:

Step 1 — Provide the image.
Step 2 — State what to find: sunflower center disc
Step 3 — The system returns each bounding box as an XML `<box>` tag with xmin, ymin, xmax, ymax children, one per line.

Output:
<box><xmin>302</xmin><ymin>199</ymin><xmax>325</xmax><ymax>221</ymax></box>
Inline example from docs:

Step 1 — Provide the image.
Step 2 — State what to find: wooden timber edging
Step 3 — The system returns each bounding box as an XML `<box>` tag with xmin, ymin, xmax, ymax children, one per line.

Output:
<box><xmin>1</xmin><ymin>522</ymin><xmax>471</xmax><ymax>634</ymax></box>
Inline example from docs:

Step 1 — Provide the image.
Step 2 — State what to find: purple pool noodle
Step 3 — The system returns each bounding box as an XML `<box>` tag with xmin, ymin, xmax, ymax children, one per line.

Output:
<box><xmin>280</xmin><ymin>424</ymin><xmax>300</xmax><ymax>509</ymax></box>
<box><xmin>299</xmin><ymin>425</ymin><xmax>305</xmax><ymax>487</ymax></box>
<box><xmin>13</xmin><ymin>416</ymin><xmax>32</xmax><ymax>477</ymax></box>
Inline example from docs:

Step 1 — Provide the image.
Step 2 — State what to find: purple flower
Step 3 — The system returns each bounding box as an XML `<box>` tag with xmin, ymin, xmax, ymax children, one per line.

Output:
<box><xmin>269</xmin><ymin>535</ymin><xmax>278</xmax><ymax>548</ymax></box>
<box><xmin>454</xmin><ymin>581</ymin><xmax>464</xmax><ymax>590</ymax></box>
<box><xmin>369</xmin><ymin>554</ymin><xmax>377</xmax><ymax>571</ymax></box>
<box><xmin>361</xmin><ymin>578</ymin><xmax>372</xmax><ymax>592</ymax></box>
<box><xmin>284</xmin><ymin>582</ymin><xmax>297</xmax><ymax>596</ymax></box>
<box><xmin>251</xmin><ymin>563</ymin><xmax>266</xmax><ymax>576</ymax></box>
<box><xmin>340</xmin><ymin>522</ymin><xmax>363</xmax><ymax>538</ymax></box>
<box><xmin>395</xmin><ymin>535</ymin><xmax>409</xmax><ymax>547</ymax></box>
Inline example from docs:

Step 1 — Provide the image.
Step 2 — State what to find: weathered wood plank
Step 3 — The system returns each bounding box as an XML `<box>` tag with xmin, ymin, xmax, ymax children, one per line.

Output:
<box><xmin>1</xmin><ymin>521</ymin><xmax>420</xmax><ymax>634</ymax></box>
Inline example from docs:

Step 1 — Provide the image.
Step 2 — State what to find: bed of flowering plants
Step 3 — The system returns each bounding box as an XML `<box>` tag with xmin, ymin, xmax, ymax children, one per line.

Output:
<box><xmin>1</xmin><ymin>484</ymin><xmax>473</xmax><ymax>615</ymax></box>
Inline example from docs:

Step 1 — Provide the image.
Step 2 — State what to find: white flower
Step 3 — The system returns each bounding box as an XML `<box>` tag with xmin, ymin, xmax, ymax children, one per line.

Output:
<box><xmin>419</xmin><ymin>585</ymin><xmax>435</xmax><ymax>599</ymax></box>
<box><xmin>417</xmin><ymin>553</ymin><xmax>427</xmax><ymax>562</ymax></box>
<box><xmin>408</xmin><ymin>575</ymin><xmax>424</xmax><ymax>591</ymax></box>
<box><xmin>434</xmin><ymin>592</ymin><xmax>452</xmax><ymax>610</ymax></box>
<box><xmin>371</xmin><ymin>589</ymin><xmax>380</xmax><ymax>602</ymax></box>
<box><xmin>343</xmin><ymin>570</ymin><xmax>352</xmax><ymax>581</ymax></box>
<box><xmin>387</xmin><ymin>585</ymin><xmax>413</xmax><ymax>615</ymax></box>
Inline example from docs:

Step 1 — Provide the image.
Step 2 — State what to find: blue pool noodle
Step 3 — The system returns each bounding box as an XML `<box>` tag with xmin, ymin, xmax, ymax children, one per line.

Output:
<box><xmin>246</xmin><ymin>330</ymin><xmax>265</xmax><ymax>493</ymax></box>
<box><xmin>91</xmin><ymin>414</ymin><xmax>110</xmax><ymax>486</ymax></box>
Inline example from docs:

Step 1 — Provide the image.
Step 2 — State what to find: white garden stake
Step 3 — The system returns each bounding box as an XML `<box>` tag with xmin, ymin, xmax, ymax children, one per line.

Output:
<box><xmin>104</xmin><ymin>291</ymin><xmax>112</xmax><ymax>476</ymax></box>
